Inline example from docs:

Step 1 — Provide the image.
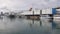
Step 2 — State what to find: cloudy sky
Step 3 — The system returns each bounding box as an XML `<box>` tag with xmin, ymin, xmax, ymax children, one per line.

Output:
<box><xmin>0</xmin><ymin>0</ymin><xmax>60</xmax><ymax>11</ymax></box>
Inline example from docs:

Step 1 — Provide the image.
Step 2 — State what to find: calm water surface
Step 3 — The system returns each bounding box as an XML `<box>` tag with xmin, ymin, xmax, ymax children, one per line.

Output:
<box><xmin>0</xmin><ymin>16</ymin><xmax>60</xmax><ymax>34</ymax></box>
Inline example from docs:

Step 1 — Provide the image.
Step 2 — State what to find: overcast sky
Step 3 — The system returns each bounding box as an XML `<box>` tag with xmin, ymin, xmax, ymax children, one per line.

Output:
<box><xmin>0</xmin><ymin>0</ymin><xmax>60</xmax><ymax>11</ymax></box>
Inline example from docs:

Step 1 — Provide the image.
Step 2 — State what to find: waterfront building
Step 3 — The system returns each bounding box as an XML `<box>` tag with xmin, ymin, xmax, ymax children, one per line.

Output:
<box><xmin>19</xmin><ymin>8</ymin><xmax>52</xmax><ymax>20</ymax></box>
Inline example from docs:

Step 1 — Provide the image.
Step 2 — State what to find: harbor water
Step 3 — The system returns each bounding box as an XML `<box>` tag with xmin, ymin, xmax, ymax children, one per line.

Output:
<box><xmin>0</xmin><ymin>16</ymin><xmax>60</xmax><ymax>34</ymax></box>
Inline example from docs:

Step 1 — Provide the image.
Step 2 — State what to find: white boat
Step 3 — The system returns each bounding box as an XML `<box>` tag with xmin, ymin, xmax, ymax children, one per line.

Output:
<box><xmin>40</xmin><ymin>15</ymin><xmax>52</xmax><ymax>22</ymax></box>
<box><xmin>53</xmin><ymin>14</ymin><xmax>60</xmax><ymax>22</ymax></box>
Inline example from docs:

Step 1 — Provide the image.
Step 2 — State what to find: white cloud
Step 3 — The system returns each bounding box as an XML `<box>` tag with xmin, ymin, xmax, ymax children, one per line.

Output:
<box><xmin>0</xmin><ymin>0</ymin><xmax>60</xmax><ymax>12</ymax></box>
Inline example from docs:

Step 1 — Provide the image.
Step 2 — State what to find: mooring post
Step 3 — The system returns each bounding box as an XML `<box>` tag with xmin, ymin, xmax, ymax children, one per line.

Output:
<box><xmin>32</xmin><ymin>10</ymin><xmax>34</xmax><ymax>24</ymax></box>
<box><xmin>40</xmin><ymin>10</ymin><xmax>42</xmax><ymax>26</ymax></box>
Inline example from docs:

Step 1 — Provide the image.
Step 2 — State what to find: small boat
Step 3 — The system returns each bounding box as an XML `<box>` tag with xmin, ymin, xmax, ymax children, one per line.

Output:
<box><xmin>53</xmin><ymin>14</ymin><xmax>60</xmax><ymax>22</ymax></box>
<box><xmin>40</xmin><ymin>15</ymin><xmax>52</xmax><ymax>22</ymax></box>
<box><xmin>8</xmin><ymin>14</ymin><xmax>16</xmax><ymax>18</ymax></box>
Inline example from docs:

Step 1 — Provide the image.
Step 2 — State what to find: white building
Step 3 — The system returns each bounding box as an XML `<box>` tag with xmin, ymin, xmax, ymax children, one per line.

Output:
<box><xmin>20</xmin><ymin>8</ymin><xmax>52</xmax><ymax>15</ymax></box>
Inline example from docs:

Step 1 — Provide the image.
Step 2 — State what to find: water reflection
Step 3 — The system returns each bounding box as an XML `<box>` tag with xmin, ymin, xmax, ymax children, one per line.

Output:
<box><xmin>40</xmin><ymin>20</ymin><xmax>42</xmax><ymax>26</ymax></box>
<box><xmin>52</xmin><ymin>21</ymin><xmax>57</xmax><ymax>29</ymax></box>
<box><xmin>0</xmin><ymin>16</ymin><xmax>60</xmax><ymax>34</ymax></box>
<box><xmin>32</xmin><ymin>19</ymin><xmax>34</xmax><ymax>24</ymax></box>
